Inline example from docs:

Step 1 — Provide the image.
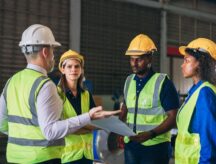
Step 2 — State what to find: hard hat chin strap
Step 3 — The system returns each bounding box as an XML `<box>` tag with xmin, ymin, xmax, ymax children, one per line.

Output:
<box><xmin>21</xmin><ymin>45</ymin><xmax>49</xmax><ymax>55</ymax></box>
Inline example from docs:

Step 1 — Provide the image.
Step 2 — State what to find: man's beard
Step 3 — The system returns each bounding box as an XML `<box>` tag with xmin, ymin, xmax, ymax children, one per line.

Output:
<box><xmin>132</xmin><ymin>67</ymin><xmax>148</xmax><ymax>76</ymax></box>
<box><xmin>47</xmin><ymin>59</ymin><xmax>55</xmax><ymax>73</ymax></box>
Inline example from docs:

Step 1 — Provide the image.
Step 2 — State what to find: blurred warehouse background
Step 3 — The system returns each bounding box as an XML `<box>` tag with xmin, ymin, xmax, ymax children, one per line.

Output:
<box><xmin>1</xmin><ymin>0</ymin><xmax>216</xmax><ymax>163</ymax></box>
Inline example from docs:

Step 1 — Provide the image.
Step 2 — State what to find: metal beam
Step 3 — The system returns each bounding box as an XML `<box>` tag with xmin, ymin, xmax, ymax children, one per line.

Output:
<box><xmin>69</xmin><ymin>0</ymin><xmax>81</xmax><ymax>51</ymax></box>
<box><xmin>160</xmin><ymin>10</ymin><xmax>170</xmax><ymax>75</ymax></box>
<box><xmin>119</xmin><ymin>0</ymin><xmax>216</xmax><ymax>22</ymax></box>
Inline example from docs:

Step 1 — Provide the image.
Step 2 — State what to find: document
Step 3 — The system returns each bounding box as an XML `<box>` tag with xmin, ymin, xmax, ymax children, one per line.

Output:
<box><xmin>90</xmin><ymin>116</ymin><xmax>136</xmax><ymax>136</ymax></box>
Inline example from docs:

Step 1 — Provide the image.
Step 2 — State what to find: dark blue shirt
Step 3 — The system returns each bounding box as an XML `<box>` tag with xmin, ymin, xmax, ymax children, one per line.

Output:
<box><xmin>186</xmin><ymin>81</ymin><xmax>216</xmax><ymax>164</ymax></box>
<box><xmin>134</xmin><ymin>69</ymin><xmax>179</xmax><ymax>111</ymax></box>
<box><xmin>65</xmin><ymin>87</ymin><xmax>96</xmax><ymax>115</ymax></box>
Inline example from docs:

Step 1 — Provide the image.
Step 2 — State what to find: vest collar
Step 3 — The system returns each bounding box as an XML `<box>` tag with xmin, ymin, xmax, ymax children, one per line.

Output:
<box><xmin>185</xmin><ymin>80</ymin><xmax>203</xmax><ymax>103</ymax></box>
<box><xmin>188</xmin><ymin>80</ymin><xmax>203</xmax><ymax>96</ymax></box>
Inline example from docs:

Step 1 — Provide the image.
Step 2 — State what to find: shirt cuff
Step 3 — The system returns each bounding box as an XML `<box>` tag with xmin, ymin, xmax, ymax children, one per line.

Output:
<box><xmin>78</xmin><ymin>113</ymin><xmax>91</xmax><ymax>125</ymax></box>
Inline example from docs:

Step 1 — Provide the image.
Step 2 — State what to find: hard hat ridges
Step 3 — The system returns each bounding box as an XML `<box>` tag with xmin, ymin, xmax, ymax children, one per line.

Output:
<box><xmin>125</xmin><ymin>34</ymin><xmax>157</xmax><ymax>56</ymax></box>
<box><xmin>59</xmin><ymin>49</ymin><xmax>84</xmax><ymax>71</ymax></box>
<box><xmin>19</xmin><ymin>24</ymin><xmax>61</xmax><ymax>47</ymax></box>
<box><xmin>179</xmin><ymin>38</ymin><xmax>216</xmax><ymax>60</ymax></box>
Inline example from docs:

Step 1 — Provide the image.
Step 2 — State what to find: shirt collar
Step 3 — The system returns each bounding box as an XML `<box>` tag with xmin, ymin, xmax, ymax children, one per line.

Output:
<box><xmin>188</xmin><ymin>80</ymin><xmax>203</xmax><ymax>96</ymax></box>
<box><xmin>27</xmin><ymin>64</ymin><xmax>47</xmax><ymax>76</ymax></box>
<box><xmin>134</xmin><ymin>69</ymin><xmax>155</xmax><ymax>82</ymax></box>
<box><xmin>65</xmin><ymin>85</ymin><xmax>84</xmax><ymax>96</ymax></box>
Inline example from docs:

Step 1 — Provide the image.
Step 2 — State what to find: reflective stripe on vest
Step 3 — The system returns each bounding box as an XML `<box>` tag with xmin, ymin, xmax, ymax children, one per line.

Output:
<box><xmin>175</xmin><ymin>82</ymin><xmax>216</xmax><ymax>164</ymax></box>
<box><xmin>124</xmin><ymin>73</ymin><xmax>170</xmax><ymax>146</ymax></box>
<box><xmin>5</xmin><ymin>69</ymin><xmax>64</xmax><ymax>163</ymax></box>
<box><xmin>7</xmin><ymin>76</ymin><xmax>47</xmax><ymax>126</ymax></box>
<box><xmin>5</xmin><ymin>70</ymin><xmax>64</xmax><ymax>147</ymax></box>
<box><xmin>8</xmin><ymin>137</ymin><xmax>64</xmax><ymax>146</ymax></box>
<box><xmin>58</xmin><ymin>87</ymin><xmax>93</xmax><ymax>163</ymax></box>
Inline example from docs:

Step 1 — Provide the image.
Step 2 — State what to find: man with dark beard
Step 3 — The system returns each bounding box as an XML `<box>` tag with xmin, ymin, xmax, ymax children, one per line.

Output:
<box><xmin>120</xmin><ymin>34</ymin><xmax>179</xmax><ymax>164</ymax></box>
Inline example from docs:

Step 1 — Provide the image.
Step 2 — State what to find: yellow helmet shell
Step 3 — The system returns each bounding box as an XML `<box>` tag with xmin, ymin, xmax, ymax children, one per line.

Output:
<box><xmin>125</xmin><ymin>34</ymin><xmax>157</xmax><ymax>56</ymax></box>
<box><xmin>179</xmin><ymin>38</ymin><xmax>216</xmax><ymax>60</ymax></box>
<box><xmin>59</xmin><ymin>49</ymin><xmax>84</xmax><ymax>71</ymax></box>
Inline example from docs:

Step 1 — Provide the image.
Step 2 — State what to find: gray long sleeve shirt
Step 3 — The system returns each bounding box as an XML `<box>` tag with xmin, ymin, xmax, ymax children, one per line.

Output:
<box><xmin>0</xmin><ymin>64</ymin><xmax>91</xmax><ymax>140</ymax></box>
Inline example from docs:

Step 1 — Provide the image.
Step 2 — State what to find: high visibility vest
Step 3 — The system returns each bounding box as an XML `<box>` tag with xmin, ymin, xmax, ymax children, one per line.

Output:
<box><xmin>124</xmin><ymin>73</ymin><xmax>171</xmax><ymax>146</ymax></box>
<box><xmin>175</xmin><ymin>82</ymin><xmax>216</xmax><ymax>164</ymax></box>
<box><xmin>57</xmin><ymin>87</ymin><xmax>93</xmax><ymax>163</ymax></box>
<box><xmin>3</xmin><ymin>69</ymin><xmax>64</xmax><ymax>164</ymax></box>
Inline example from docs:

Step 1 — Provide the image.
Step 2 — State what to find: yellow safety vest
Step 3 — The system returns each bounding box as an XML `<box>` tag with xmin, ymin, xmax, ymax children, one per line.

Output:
<box><xmin>4</xmin><ymin>69</ymin><xmax>64</xmax><ymax>164</ymax></box>
<box><xmin>57</xmin><ymin>87</ymin><xmax>93</xmax><ymax>163</ymax></box>
<box><xmin>124</xmin><ymin>73</ymin><xmax>171</xmax><ymax>146</ymax></box>
<box><xmin>175</xmin><ymin>82</ymin><xmax>216</xmax><ymax>164</ymax></box>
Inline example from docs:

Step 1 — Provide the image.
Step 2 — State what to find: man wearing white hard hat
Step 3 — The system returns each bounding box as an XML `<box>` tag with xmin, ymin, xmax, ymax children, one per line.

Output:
<box><xmin>0</xmin><ymin>24</ymin><xmax>118</xmax><ymax>164</ymax></box>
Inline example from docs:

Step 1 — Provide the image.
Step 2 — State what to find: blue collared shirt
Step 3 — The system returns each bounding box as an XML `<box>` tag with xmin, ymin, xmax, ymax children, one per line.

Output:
<box><xmin>186</xmin><ymin>81</ymin><xmax>216</xmax><ymax>163</ymax></box>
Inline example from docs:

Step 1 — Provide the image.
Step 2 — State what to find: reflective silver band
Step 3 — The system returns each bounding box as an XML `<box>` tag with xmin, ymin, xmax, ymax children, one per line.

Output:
<box><xmin>128</xmin><ymin>123</ymin><xmax>158</xmax><ymax>132</ymax></box>
<box><xmin>124</xmin><ymin>74</ymin><xmax>134</xmax><ymax>100</ymax></box>
<box><xmin>8</xmin><ymin>137</ymin><xmax>65</xmax><ymax>147</ymax></box>
<box><xmin>128</xmin><ymin>107</ymin><xmax>165</xmax><ymax>115</ymax></box>
<box><xmin>8</xmin><ymin>76</ymin><xmax>49</xmax><ymax>126</ymax></box>
<box><xmin>28</xmin><ymin>76</ymin><xmax>49</xmax><ymax>125</ymax></box>
<box><xmin>2</xmin><ymin>79</ymin><xmax>11</xmax><ymax>107</ymax></box>
<box><xmin>152</xmin><ymin>74</ymin><xmax>166</xmax><ymax>108</ymax></box>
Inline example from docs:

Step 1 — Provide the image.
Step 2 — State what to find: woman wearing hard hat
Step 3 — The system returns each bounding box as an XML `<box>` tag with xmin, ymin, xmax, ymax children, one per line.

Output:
<box><xmin>175</xmin><ymin>38</ymin><xmax>216</xmax><ymax>164</ymax></box>
<box><xmin>58</xmin><ymin>50</ymin><xmax>98</xmax><ymax>164</ymax></box>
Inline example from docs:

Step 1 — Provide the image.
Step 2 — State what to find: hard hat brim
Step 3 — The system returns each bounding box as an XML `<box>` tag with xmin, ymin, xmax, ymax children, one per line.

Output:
<box><xmin>179</xmin><ymin>46</ymin><xmax>187</xmax><ymax>56</ymax></box>
<box><xmin>125</xmin><ymin>50</ymin><xmax>152</xmax><ymax>56</ymax></box>
<box><xmin>53</xmin><ymin>41</ymin><xmax>61</xmax><ymax>47</ymax></box>
<box><xmin>58</xmin><ymin>55</ymin><xmax>84</xmax><ymax>72</ymax></box>
<box><xmin>18</xmin><ymin>41</ymin><xmax>61</xmax><ymax>47</ymax></box>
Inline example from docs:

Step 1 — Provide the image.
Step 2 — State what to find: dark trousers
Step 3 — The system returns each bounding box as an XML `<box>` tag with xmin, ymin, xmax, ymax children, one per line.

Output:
<box><xmin>65</xmin><ymin>157</ymin><xmax>93</xmax><ymax>164</ymax></box>
<box><xmin>38</xmin><ymin>159</ymin><xmax>61</xmax><ymax>164</ymax></box>
<box><xmin>124</xmin><ymin>141</ymin><xmax>171</xmax><ymax>164</ymax></box>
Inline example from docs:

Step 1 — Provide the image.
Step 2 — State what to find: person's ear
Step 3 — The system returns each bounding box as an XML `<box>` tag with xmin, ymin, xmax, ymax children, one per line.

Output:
<box><xmin>61</xmin><ymin>68</ymin><xmax>65</xmax><ymax>75</ymax></box>
<box><xmin>41</xmin><ymin>47</ymin><xmax>49</xmax><ymax>59</ymax></box>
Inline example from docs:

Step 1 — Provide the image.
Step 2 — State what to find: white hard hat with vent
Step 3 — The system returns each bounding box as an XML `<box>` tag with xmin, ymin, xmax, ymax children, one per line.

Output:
<box><xmin>19</xmin><ymin>24</ymin><xmax>61</xmax><ymax>47</ymax></box>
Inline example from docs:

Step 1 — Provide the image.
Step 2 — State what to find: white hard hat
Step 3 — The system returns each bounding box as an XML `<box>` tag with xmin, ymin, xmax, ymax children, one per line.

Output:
<box><xmin>19</xmin><ymin>24</ymin><xmax>61</xmax><ymax>47</ymax></box>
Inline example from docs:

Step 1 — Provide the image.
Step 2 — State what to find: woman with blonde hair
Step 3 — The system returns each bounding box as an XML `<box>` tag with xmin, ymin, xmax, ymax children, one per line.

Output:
<box><xmin>58</xmin><ymin>50</ymin><xmax>100</xmax><ymax>164</ymax></box>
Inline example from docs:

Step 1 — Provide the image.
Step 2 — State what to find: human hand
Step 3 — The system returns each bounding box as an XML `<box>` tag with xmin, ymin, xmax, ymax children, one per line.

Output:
<box><xmin>129</xmin><ymin>131</ymin><xmax>152</xmax><ymax>143</ymax></box>
<box><xmin>89</xmin><ymin>106</ymin><xmax>121</xmax><ymax>120</ymax></box>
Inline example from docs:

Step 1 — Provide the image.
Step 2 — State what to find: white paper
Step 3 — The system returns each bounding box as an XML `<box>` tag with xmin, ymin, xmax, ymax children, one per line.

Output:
<box><xmin>90</xmin><ymin>116</ymin><xmax>136</xmax><ymax>136</ymax></box>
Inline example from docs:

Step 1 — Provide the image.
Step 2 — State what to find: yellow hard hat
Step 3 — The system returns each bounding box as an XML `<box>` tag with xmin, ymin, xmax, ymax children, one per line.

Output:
<box><xmin>125</xmin><ymin>34</ymin><xmax>157</xmax><ymax>56</ymax></box>
<box><xmin>59</xmin><ymin>49</ymin><xmax>84</xmax><ymax>71</ymax></box>
<box><xmin>179</xmin><ymin>38</ymin><xmax>216</xmax><ymax>60</ymax></box>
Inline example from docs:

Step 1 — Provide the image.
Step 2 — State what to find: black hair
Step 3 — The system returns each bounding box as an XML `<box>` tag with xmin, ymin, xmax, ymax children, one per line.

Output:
<box><xmin>185</xmin><ymin>48</ymin><xmax>216</xmax><ymax>85</ymax></box>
